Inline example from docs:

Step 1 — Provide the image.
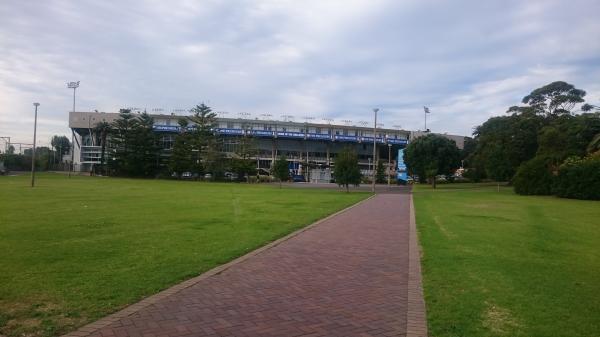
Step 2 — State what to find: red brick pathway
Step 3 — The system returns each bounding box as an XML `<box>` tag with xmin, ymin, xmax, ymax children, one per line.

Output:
<box><xmin>67</xmin><ymin>193</ymin><xmax>419</xmax><ymax>337</ymax></box>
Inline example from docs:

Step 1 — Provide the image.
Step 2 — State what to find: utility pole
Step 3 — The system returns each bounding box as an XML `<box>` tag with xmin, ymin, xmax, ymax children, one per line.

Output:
<box><xmin>372</xmin><ymin>108</ymin><xmax>379</xmax><ymax>193</ymax></box>
<box><xmin>388</xmin><ymin>143</ymin><xmax>392</xmax><ymax>187</ymax></box>
<box><xmin>31</xmin><ymin>103</ymin><xmax>40</xmax><ymax>187</ymax></box>
<box><xmin>67</xmin><ymin>81</ymin><xmax>80</xmax><ymax>177</ymax></box>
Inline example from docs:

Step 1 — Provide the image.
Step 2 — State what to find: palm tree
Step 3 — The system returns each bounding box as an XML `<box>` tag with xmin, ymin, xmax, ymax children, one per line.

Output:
<box><xmin>94</xmin><ymin>121</ymin><xmax>112</xmax><ymax>175</ymax></box>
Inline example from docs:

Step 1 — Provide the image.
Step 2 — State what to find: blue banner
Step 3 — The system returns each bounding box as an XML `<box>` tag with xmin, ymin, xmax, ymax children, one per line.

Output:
<box><xmin>334</xmin><ymin>135</ymin><xmax>358</xmax><ymax>142</ymax></box>
<box><xmin>216</xmin><ymin>128</ymin><xmax>244</xmax><ymax>135</ymax></box>
<box><xmin>276</xmin><ymin>131</ymin><xmax>305</xmax><ymax>139</ymax></box>
<box><xmin>397</xmin><ymin>149</ymin><xmax>408</xmax><ymax>182</ymax></box>
<box><xmin>250</xmin><ymin>130</ymin><xmax>274</xmax><ymax>137</ymax></box>
<box><xmin>307</xmin><ymin>133</ymin><xmax>332</xmax><ymax>140</ymax></box>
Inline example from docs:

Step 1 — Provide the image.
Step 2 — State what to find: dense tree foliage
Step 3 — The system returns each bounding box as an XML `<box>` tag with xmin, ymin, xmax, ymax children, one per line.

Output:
<box><xmin>50</xmin><ymin>135</ymin><xmax>70</xmax><ymax>164</ymax></box>
<box><xmin>471</xmin><ymin>113</ymin><xmax>544</xmax><ymax>181</ymax></box>
<box><xmin>507</xmin><ymin>81</ymin><xmax>586</xmax><ymax>116</ymax></box>
<box><xmin>334</xmin><ymin>147</ymin><xmax>361</xmax><ymax>192</ymax></box>
<box><xmin>272</xmin><ymin>155</ymin><xmax>289</xmax><ymax>188</ymax></box>
<box><xmin>169</xmin><ymin>119</ymin><xmax>195</xmax><ymax>177</ymax></box>
<box><xmin>466</xmin><ymin>81</ymin><xmax>600</xmax><ymax>199</ymax></box>
<box><xmin>93</xmin><ymin>121</ymin><xmax>111</xmax><ymax>175</ymax></box>
<box><xmin>512</xmin><ymin>156</ymin><xmax>555</xmax><ymax>195</ymax></box>
<box><xmin>375</xmin><ymin>160</ymin><xmax>385</xmax><ymax>184</ymax></box>
<box><xmin>554</xmin><ymin>154</ymin><xmax>600</xmax><ymax>200</ymax></box>
<box><xmin>404</xmin><ymin>134</ymin><xmax>460</xmax><ymax>188</ymax></box>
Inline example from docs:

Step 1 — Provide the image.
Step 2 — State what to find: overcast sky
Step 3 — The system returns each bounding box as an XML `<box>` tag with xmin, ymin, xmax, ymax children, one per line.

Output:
<box><xmin>1</xmin><ymin>0</ymin><xmax>599</xmax><ymax>147</ymax></box>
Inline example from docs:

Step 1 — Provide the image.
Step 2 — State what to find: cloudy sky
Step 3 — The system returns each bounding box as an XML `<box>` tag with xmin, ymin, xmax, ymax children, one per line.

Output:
<box><xmin>1</xmin><ymin>0</ymin><xmax>599</xmax><ymax>147</ymax></box>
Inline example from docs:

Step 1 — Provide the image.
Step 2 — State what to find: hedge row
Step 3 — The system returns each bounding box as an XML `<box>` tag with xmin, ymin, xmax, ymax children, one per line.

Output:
<box><xmin>554</xmin><ymin>156</ymin><xmax>600</xmax><ymax>200</ymax></box>
<box><xmin>513</xmin><ymin>154</ymin><xmax>600</xmax><ymax>200</ymax></box>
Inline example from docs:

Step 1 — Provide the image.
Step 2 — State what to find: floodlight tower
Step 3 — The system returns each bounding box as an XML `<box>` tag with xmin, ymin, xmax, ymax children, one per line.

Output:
<box><xmin>372</xmin><ymin>108</ymin><xmax>379</xmax><ymax>193</ymax></box>
<box><xmin>67</xmin><ymin>81</ymin><xmax>80</xmax><ymax>177</ymax></box>
<box><xmin>31</xmin><ymin>103</ymin><xmax>40</xmax><ymax>187</ymax></box>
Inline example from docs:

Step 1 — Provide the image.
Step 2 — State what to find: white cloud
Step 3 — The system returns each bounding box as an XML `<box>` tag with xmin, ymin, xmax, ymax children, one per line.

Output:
<box><xmin>0</xmin><ymin>0</ymin><xmax>599</xmax><ymax>146</ymax></box>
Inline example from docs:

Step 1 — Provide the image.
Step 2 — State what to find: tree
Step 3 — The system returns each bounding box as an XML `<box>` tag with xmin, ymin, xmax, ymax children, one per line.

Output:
<box><xmin>50</xmin><ymin>135</ymin><xmax>70</xmax><ymax>164</ymax></box>
<box><xmin>375</xmin><ymin>160</ymin><xmax>385</xmax><ymax>183</ymax></box>
<box><xmin>169</xmin><ymin>119</ymin><xmax>195</xmax><ymax>177</ymax></box>
<box><xmin>109</xmin><ymin>109</ymin><xmax>139</xmax><ymax>176</ymax></box>
<box><xmin>132</xmin><ymin>112</ymin><xmax>159</xmax><ymax>177</ymax></box>
<box><xmin>404</xmin><ymin>134</ymin><xmax>460</xmax><ymax>188</ymax></box>
<box><xmin>272</xmin><ymin>155</ymin><xmax>289</xmax><ymax>188</ymax></box>
<box><xmin>588</xmin><ymin>134</ymin><xmax>600</xmax><ymax>155</ymax></box>
<box><xmin>471</xmin><ymin>114</ymin><xmax>544</xmax><ymax>181</ymax></box>
<box><xmin>188</xmin><ymin>103</ymin><xmax>220</xmax><ymax>177</ymax></box>
<box><xmin>536</xmin><ymin>113</ymin><xmax>600</xmax><ymax>163</ymax></box>
<box><xmin>92</xmin><ymin>122</ymin><xmax>111</xmax><ymax>174</ymax></box>
<box><xmin>508</xmin><ymin>81</ymin><xmax>586</xmax><ymax>116</ymax></box>
<box><xmin>7</xmin><ymin>145</ymin><xmax>15</xmax><ymax>154</ymax></box>
<box><xmin>231</xmin><ymin>134</ymin><xmax>257</xmax><ymax>182</ymax></box>
<box><xmin>334</xmin><ymin>147</ymin><xmax>361</xmax><ymax>192</ymax></box>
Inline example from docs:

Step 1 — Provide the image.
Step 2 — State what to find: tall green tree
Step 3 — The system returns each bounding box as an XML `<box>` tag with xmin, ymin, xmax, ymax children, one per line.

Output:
<box><xmin>132</xmin><ymin>112</ymin><xmax>159</xmax><ymax>177</ymax></box>
<box><xmin>109</xmin><ymin>109</ymin><xmax>139</xmax><ymax>176</ymax></box>
<box><xmin>231</xmin><ymin>134</ymin><xmax>257</xmax><ymax>182</ymax></box>
<box><xmin>272</xmin><ymin>155</ymin><xmax>289</xmax><ymax>188</ymax></box>
<box><xmin>375</xmin><ymin>160</ymin><xmax>385</xmax><ymax>184</ymax></box>
<box><xmin>92</xmin><ymin>122</ymin><xmax>111</xmax><ymax>174</ymax></box>
<box><xmin>169</xmin><ymin>118</ymin><xmax>195</xmax><ymax>177</ymax></box>
<box><xmin>188</xmin><ymin>103</ymin><xmax>220</xmax><ymax>177</ymax></box>
<box><xmin>508</xmin><ymin>81</ymin><xmax>586</xmax><ymax>116</ymax></box>
<box><xmin>335</xmin><ymin>147</ymin><xmax>361</xmax><ymax>192</ymax></box>
<box><xmin>50</xmin><ymin>135</ymin><xmax>70</xmax><ymax>164</ymax></box>
<box><xmin>404</xmin><ymin>134</ymin><xmax>460</xmax><ymax>188</ymax></box>
<box><xmin>537</xmin><ymin>113</ymin><xmax>600</xmax><ymax>161</ymax></box>
<box><xmin>471</xmin><ymin>113</ymin><xmax>544</xmax><ymax>181</ymax></box>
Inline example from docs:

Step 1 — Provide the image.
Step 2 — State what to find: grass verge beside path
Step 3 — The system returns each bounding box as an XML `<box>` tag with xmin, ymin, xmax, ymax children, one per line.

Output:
<box><xmin>0</xmin><ymin>173</ymin><xmax>368</xmax><ymax>337</ymax></box>
<box><xmin>413</xmin><ymin>183</ymin><xmax>600</xmax><ymax>337</ymax></box>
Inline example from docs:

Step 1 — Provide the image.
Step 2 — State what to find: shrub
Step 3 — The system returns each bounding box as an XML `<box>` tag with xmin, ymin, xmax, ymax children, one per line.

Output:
<box><xmin>513</xmin><ymin>156</ymin><xmax>555</xmax><ymax>195</ymax></box>
<box><xmin>554</xmin><ymin>155</ymin><xmax>600</xmax><ymax>200</ymax></box>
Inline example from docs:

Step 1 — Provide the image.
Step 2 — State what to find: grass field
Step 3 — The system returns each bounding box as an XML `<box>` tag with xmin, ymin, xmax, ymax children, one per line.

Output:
<box><xmin>0</xmin><ymin>173</ymin><xmax>368</xmax><ymax>337</ymax></box>
<box><xmin>413</xmin><ymin>183</ymin><xmax>600</xmax><ymax>337</ymax></box>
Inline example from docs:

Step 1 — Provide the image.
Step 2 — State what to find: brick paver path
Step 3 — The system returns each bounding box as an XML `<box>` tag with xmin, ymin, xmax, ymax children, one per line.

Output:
<box><xmin>76</xmin><ymin>193</ymin><xmax>416</xmax><ymax>337</ymax></box>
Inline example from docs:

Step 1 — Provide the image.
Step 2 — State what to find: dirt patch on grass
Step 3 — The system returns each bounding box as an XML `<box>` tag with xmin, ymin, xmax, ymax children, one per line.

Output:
<box><xmin>0</xmin><ymin>299</ymin><xmax>86</xmax><ymax>337</ymax></box>
<box><xmin>482</xmin><ymin>302</ymin><xmax>522</xmax><ymax>336</ymax></box>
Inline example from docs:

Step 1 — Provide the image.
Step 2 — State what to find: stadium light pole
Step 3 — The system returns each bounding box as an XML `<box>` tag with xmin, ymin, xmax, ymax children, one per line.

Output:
<box><xmin>372</xmin><ymin>108</ymin><xmax>379</xmax><ymax>193</ymax></box>
<box><xmin>67</xmin><ymin>81</ymin><xmax>80</xmax><ymax>177</ymax></box>
<box><xmin>388</xmin><ymin>143</ymin><xmax>392</xmax><ymax>187</ymax></box>
<box><xmin>31</xmin><ymin>103</ymin><xmax>40</xmax><ymax>187</ymax></box>
<box><xmin>423</xmin><ymin>106</ymin><xmax>431</xmax><ymax>132</ymax></box>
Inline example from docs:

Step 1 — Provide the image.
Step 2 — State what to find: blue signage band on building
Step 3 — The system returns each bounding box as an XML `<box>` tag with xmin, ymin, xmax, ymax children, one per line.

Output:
<box><xmin>153</xmin><ymin>126</ymin><xmax>408</xmax><ymax>146</ymax></box>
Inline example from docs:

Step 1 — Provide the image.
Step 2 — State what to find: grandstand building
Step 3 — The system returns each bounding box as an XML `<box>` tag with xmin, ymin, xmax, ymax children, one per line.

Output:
<box><xmin>68</xmin><ymin>111</ymin><xmax>464</xmax><ymax>181</ymax></box>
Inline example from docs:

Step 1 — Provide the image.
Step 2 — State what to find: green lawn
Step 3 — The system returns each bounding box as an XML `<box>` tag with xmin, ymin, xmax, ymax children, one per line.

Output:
<box><xmin>0</xmin><ymin>173</ymin><xmax>368</xmax><ymax>337</ymax></box>
<box><xmin>413</xmin><ymin>183</ymin><xmax>600</xmax><ymax>337</ymax></box>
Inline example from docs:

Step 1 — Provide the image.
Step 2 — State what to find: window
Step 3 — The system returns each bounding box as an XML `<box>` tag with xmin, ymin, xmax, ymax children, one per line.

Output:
<box><xmin>227</xmin><ymin>122</ymin><xmax>234</xmax><ymax>129</ymax></box>
<box><xmin>343</xmin><ymin>129</ymin><xmax>348</xmax><ymax>136</ymax></box>
<box><xmin>316</xmin><ymin>127</ymin><xmax>321</xmax><ymax>134</ymax></box>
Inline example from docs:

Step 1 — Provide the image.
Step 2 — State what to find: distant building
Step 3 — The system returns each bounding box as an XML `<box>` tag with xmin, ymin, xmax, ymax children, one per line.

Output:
<box><xmin>68</xmin><ymin>111</ymin><xmax>465</xmax><ymax>179</ymax></box>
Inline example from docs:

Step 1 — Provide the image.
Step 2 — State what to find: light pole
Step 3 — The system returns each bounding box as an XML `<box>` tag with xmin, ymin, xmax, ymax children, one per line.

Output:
<box><xmin>423</xmin><ymin>106</ymin><xmax>431</xmax><ymax>132</ymax></box>
<box><xmin>31</xmin><ymin>103</ymin><xmax>40</xmax><ymax>187</ymax></box>
<box><xmin>372</xmin><ymin>108</ymin><xmax>379</xmax><ymax>193</ymax></box>
<box><xmin>67</xmin><ymin>81</ymin><xmax>80</xmax><ymax>177</ymax></box>
<box><xmin>388</xmin><ymin>143</ymin><xmax>392</xmax><ymax>187</ymax></box>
